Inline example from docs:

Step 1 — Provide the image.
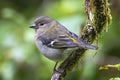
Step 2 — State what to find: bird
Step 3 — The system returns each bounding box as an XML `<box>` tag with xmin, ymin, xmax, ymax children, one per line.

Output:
<box><xmin>30</xmin><ymin>16</ymin><xmax>98</xmax><ymax>62</ymax></box>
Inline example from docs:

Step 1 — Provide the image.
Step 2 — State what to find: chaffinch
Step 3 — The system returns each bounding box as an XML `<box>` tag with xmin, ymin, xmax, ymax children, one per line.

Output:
<box><xmin>30</xmin><ymin>16</ymin><xmax>98</xmax><ymax>61</ymax></box>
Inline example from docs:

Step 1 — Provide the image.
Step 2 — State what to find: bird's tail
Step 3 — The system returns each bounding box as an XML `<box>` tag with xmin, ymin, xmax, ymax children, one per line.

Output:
<box><xmin>78</xmin><ymin>42</ymin><xmax>98</xmax><ymax>50</ymax></box>
<box><xmin>84</xmin><ymin>44</ymin><xmax>98</xmax><ymax>50</ymax></box>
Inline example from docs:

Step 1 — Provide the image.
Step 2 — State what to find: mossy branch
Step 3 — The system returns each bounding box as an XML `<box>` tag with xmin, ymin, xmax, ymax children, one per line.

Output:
<box><xmin>51</xmin><ymin>0</ymin><xmax>111</xmax><ymax>80</ymax></box>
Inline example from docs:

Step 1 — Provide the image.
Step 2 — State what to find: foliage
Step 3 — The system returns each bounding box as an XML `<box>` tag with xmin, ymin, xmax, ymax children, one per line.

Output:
<box><xmin>0</xmin><ymin>0</ymin><xmax>120</xmax><ymax>80</ymax></box>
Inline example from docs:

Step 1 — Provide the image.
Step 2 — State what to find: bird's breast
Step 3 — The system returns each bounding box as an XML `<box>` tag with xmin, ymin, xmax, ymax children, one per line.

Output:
<box><xmin>35</xmin><ymin>38</ymin><xmax>65</xmax><ymax>61</ymax></box>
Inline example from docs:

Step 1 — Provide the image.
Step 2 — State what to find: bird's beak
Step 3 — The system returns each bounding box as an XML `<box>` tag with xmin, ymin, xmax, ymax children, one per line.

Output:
<box><xmin>29</xmin><ymin>24</ymin><xmax>38</xmax><ymax>29</ymax></box>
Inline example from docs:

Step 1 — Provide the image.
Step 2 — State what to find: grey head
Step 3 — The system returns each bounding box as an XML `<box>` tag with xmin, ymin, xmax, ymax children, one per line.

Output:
<box><xmin>30</xmin><ymin>16</ymin><xmax>55</xmax><ymax>30</ymax></box>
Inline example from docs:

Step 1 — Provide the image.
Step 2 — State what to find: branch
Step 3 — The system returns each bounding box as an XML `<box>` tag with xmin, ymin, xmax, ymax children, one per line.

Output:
<box><xmin>51</xmin><ymin>0</ymin><xmax>111</xmax><ymax>80</ymax></box>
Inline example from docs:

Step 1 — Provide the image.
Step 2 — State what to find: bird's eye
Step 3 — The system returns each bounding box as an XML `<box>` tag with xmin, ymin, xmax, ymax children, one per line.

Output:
<box><xmin>38</xmin><ymin>23</ymin><xmax>45</xmax><ymax>27</ymax></box>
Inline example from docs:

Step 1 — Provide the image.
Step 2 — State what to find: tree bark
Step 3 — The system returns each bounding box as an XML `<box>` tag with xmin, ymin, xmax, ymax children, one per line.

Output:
<box><xmin>51</xmin><ymin>0</ymin><xmax>111</xmax><ymax>80</ymax></box>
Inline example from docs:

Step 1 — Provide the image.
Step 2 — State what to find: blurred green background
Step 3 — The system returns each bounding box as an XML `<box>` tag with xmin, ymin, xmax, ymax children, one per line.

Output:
<box><xmin>0</xmin><ymin>0</ymin><xmax>120</xmax><ymax>80</ymax></box>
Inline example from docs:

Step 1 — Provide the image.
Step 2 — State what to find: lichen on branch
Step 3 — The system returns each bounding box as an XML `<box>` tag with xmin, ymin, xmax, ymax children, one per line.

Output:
<box><xmin>51</xmin><ymin>0</ymin><xmax>111</xmax><ymax>80</ymax></box>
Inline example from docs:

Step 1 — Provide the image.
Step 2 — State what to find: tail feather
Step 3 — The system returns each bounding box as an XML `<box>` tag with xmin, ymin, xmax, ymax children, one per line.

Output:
<box><xmin>84</xmin><ymin>44</ymin><xmax>98</xmax><ymax>50</ymax></box>
<box><xmin>78</xmin><ymin>42</ymin><xmax>98</xmax><ymax>50</ymax></box>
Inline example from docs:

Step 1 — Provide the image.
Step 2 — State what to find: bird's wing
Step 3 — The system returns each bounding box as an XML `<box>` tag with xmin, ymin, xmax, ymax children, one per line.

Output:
<box><xmin>47</xmin><ymin>33</ymin><xmax>80</xmax><ymax>49</ymax></box>
<box><xmin>39</xmin><ymin>31</ymin><xmax>98</xmax><ymax>50</ymax></box>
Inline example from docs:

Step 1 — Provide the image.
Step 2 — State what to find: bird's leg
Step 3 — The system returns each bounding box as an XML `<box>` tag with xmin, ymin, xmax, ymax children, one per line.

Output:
<box><xmin>53</xmin><ymin>61</ymin><xmax>63</xmax><ymax>74</ymax></box>
<box><xmin>53</xmin><ymin>61</ymin><xmax>58</xmax><ymax>73</ymax></box>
